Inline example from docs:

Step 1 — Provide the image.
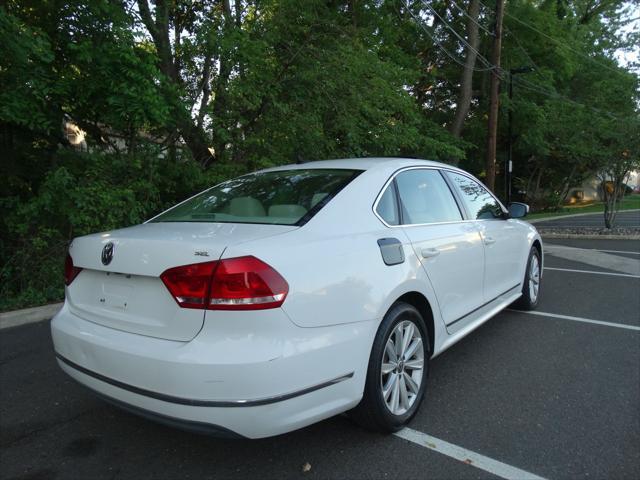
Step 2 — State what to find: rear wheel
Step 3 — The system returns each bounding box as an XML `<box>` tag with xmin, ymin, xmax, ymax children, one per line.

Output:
<box><xmin>513</xmin><ymin>247</ymin><xmax>541</xmax><ymax>310</ymax></box>
<box><xmin>350</xmin><ymin>302</ymin><xmax>429</xmax><ymax>433</ymax></box>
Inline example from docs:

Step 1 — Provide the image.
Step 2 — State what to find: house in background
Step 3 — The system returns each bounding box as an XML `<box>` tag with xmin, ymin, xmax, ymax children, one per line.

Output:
<box><xmin>63</xmin><ymin>115</ymin><xmax>187</xmax><ymax>158</ymax></box>
<box><xmin>567</xmin><ymin>170</ymin><xmax>639</xmax><ymax>203</ymax></box>
<box><xmin>63</xmin><ymin>117</ymin><xmax>87</xmax><ymax>151</ymax></box>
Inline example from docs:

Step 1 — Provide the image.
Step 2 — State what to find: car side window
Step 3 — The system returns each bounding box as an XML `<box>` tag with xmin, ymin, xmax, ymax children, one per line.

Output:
<box><xmin>376</xmin><ymin>182</ymin><xmax>400</xmax><ymax>225</ymax></box>
<box><xmin>446</xmin><ymin>172</ymin><xmax>504</xmax><ymax>220</ymax></box>
<box><xmin>395</xmin><ymin>169</ymin><xmax>462</xmax><ymax>225</ymax></box>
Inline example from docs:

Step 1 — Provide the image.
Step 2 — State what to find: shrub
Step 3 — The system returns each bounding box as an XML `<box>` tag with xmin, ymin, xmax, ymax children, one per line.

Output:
<box><xmin>0</xmin><ymin>149</ymin><xmax>247</xmax><ymax>311</ymax></box>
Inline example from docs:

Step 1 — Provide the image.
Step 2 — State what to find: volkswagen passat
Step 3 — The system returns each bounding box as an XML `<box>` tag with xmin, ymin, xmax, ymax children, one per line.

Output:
<box><xmin>52</xmin><ymin>158</ymin><xmax>542</xmax><ymax>438</ymax></box>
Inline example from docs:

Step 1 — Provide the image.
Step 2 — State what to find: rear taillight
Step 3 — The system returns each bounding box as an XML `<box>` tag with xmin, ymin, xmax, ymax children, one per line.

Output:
<box><xmin>209</xmin><ymin>256</ymin><xmax>289</xmax><ymax>310</ymax></box>
<box><xmin>64</xmin><ymin>254</ymin><xmax>82</xmax><ymax>286</ymax></box>
<box><xmin>160</xmin><ymin>256</ymin><xmax>288</xmax><ymax>310</ymax></box>
<box><xmin>160</xmin><ymin>261</ymin><xmax>218</xmax><ymax>309</ymax></box>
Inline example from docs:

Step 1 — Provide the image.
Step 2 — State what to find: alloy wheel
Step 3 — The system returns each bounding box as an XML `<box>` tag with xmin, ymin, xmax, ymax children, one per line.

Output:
<box><xmin>380</xmin><ymin>320</ymin><xmax>424</xmax><ymax>415</ymax></box>
<box><xmin>529</xmin><ymin>254</ymin><xmax>540</xmax><ymax>302</ymax></box>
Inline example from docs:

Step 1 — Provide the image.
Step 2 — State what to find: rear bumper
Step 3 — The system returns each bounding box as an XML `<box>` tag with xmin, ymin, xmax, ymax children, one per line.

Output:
<box><xmin>79</xmin><ymin>384</ymin><xmax>244</xmax><ymax>438</ymax></box>
<box><xmin>51</xmin><ymin>303</ymin><xmax>375</xmax><ymax>438</ymax></box>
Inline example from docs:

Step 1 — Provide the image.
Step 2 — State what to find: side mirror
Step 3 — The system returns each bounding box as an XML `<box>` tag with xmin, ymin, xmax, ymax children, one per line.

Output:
<box><xmin>508</xmin><ymin>202</ymin><xmax>529</xmax><ymax>218</ymax></box>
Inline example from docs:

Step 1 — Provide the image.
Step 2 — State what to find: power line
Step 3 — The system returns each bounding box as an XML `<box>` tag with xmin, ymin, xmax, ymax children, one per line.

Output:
<box><xmin>477</xmin><ymin>0</ymin><xmax>631</xmax><ymax>77</ymax></box>
<box><xmin>403</xmin><ymin>0</ymin><xmax>631</xmax><ymax>120</ymax></box>
<box><xmin>511</xmin><ymin>75</ymin><xmax>627</xmax><ymax>120</ymax></box>
<box><xmin>422</xmin><ymin>1</ymin><xmax>496</xmax><ymax>70</ymax></box>
<box><xmin>503</xmin><ymin>24</ymin><xmax>542</xmax><ymax>72</ymax></box>
<box><xmin>405</xmin><ymin>3</ymin><xmax>495</xmax><ymax>71</ymax></box>
<box><xmin>449</xmin><ymin>0</ymin><xmax>495</xmax><ymax>37</ymax></box>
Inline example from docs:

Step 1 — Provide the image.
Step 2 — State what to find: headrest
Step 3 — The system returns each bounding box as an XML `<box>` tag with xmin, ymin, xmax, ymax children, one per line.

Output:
<box><xmin>229</xmin><ymin>197</ymin><xmax>266</xmax><ymax>217</ymax></box>
<box><xmin>268</xmin><ymin>204</ymin><xmax>307</xmax><ymax>218</ymax></box>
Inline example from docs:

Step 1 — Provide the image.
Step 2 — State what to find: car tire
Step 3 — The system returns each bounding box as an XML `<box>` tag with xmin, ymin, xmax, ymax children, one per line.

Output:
<box><xmin>513</xmin><ymin>247</ymin><xmax>542</xmax><ymax>311</ymax></box>
<box><xmin>349</xmin><ymin>302</ymin><xmax>430</xmax><ymax>433</ymax></box>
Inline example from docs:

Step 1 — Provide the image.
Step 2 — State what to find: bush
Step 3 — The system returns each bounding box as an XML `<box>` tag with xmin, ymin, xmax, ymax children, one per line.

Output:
<box><xmin>0</xmin><ymin>148</ymin><xmax>247</xmax><ymax>311</ymax></box>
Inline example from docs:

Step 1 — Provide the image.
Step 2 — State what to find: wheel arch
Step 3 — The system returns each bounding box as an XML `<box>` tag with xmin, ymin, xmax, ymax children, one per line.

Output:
<box><xmin>532</xmin><ymin>238</ymin><xmax>543</xmax><ymax>269</ymax></box>
<box><xmin>394</xmin><ymin>291</ymin><xmax>435</xmax><ymax>358</ymax></box>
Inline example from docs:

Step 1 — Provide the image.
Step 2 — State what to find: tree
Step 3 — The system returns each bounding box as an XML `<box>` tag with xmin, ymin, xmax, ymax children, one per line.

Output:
<box><xmin>123</xmin><ymin>0</ymin><xmax>466</xmax><ymax>168</ymax></box>
<box><xmin>496</xmin><ymin>0</ymin><xmax>639</xmax><ymax>211</ymax></box>
<box><xmin>599</xmin><ymin>155</ymin><xmax>638</xmax><ymax>229</ymax></box>
<box><xmin>598</xmin><ymin>118</ymin><xmax>640</xmax><ymax>229</ymax></box>
<box><xmin>450</xmin><ymin>0</ymin><xmax>482</xmax><ymax>139</ymax></box>
<box><xmin>485</xmin><ymin>0</ymin><xmax>504</xmax><ymax>193</ymax></box>
<box><xmin>2</xmin><ymin>0</ymin><xmax>639</xmax><ymax>311</ymax></box>
<box><xmin>1</xmin><ymin>2</ymin><xmax>170</xmax><ymax>198</ymax></box>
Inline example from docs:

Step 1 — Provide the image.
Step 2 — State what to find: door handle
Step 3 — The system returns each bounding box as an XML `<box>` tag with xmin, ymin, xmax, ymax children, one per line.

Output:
<box><xmin>484</xmin><ymin>236</ymin><xmax>496</xmax><ymax>245</ymax></box>
<box><xmin>421</xmin><ymin>248</ymin><xmax>440</xmax><ymax>259</ymax></box>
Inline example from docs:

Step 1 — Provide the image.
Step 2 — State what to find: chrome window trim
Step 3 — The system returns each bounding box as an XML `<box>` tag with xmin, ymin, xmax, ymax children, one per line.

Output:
<box><xmin>372</xmin><ymin>166</ymin><xmax>508</xmax><ymax>229</ymax></box>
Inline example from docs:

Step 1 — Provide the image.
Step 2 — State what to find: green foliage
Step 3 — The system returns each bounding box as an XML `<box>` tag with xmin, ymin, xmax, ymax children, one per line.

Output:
<box><xmin>0</xmin><ymin>149</ymin><xmax>246</xmax><ymax>311</ymax></box>
<box><xmin>498</xmin><ymin>0</ymin><xmax>639</xmax><ymax>208</ymax></box>
<box><xmin>0</xmin><ymin>7</ymin><xmax>57</xmax><ymax>132</ymax></box>
<box><xmin>185</xmin><ymin>0</ymin><xmax>467</xmax><ymax>167</ymax></box>
<box><xmin>1</xmin><ymin>0</ymin><xmax>638</xmax><ymax>309</ymax></box>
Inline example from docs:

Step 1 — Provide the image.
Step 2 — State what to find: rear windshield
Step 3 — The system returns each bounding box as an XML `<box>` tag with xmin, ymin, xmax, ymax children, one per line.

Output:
<box><xmin>149</xmin><ymin>169</ymin><xmax>362</xmax><ymax>225</ymax></box>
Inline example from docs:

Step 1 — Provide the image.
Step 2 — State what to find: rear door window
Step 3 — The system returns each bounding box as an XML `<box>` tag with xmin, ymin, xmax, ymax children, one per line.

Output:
<box><xmin>395</xmin><ymin>169</ymin><xmax>463</xmax><ymax>224</ymax></box>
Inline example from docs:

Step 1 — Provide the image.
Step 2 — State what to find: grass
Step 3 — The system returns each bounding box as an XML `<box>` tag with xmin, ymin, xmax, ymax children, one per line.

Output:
<box><xmin>527</xmin><ymin>194</ymin><xmax>640</xmax><ymax>220</ymax></box>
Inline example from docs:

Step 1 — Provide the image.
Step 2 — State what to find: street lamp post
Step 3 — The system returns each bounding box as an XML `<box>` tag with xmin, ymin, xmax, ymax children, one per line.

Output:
<box><xmin>506</xmin><ymin>67</ymin><xmax>533</xmax><ymax>204</ymax></box>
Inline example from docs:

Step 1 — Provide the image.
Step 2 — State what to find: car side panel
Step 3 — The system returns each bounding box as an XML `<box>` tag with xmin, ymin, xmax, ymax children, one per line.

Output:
<box><xmin>402</xmin><ymin>222</ymin><xmax>485</xmax><ymax>326</ymax></box>
<box><xmin>223</xmin><ymin>226</ymin><xmax>443</xmax><ymax>331</ymax></box>
<box><xmin>476</xmin><ymin>218</ymin><xmax>530</xmax><ymax>302</ymax></box>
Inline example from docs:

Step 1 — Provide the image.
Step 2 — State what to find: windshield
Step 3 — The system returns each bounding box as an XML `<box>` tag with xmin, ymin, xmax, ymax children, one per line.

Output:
<box><xmin>149</xmin><ymin>169</ymin><xmax>362</xmax><ymax>225</ymax></box>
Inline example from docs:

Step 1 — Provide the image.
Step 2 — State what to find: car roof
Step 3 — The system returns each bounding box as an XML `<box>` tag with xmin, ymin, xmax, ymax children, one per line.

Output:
<box><xmin>259</xmin><ymin>157</ymin><xmax>463</xmax><ymax>174</ymax></box>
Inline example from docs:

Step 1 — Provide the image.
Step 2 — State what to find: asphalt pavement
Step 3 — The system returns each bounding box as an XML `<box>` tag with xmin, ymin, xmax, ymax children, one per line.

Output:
<box><xmin>534</xmin><ymin>210</ymin><xmax>640</xmax><ymax>228</ymax></box>
<box><xmin>1</xmin><ymin>238</ymin><xmax>639</xmax><ymax>479</ymax></box>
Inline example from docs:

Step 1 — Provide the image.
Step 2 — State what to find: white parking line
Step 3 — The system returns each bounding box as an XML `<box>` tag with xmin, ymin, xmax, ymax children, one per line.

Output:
<box><xmin>595</xmin><ymin>249</ymin><xmax>640</xmax><ymax>255</ymax></box>
<box><xmin>544</xmin><ymin>267</ymin><xmax>640</xmax><ymax>279</ymax></box>
<box><xmin>394</xmin><ymin>428</ymin><xmax>547</xmax><ymax>480</ymax></box>
<box><xmin>508</xmin><ymin>310</ymin><xmax>640</xmax><ymax>331</ymax></box>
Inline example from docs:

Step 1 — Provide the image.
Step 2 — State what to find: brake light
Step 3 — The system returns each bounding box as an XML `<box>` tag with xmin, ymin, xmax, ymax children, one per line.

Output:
<box><xmin>160</xmin><ymin>256</ymin><xmax>288</xmax><ymax>310</ymax></box>
<box><xmin>209</xmin><ymin>256</ymin><xmax>289</xmax><ymax>310</ymax></box>
<box><xmin>64</xmin><ymin>254</ymin><xmax>82</xmax><ymax>285</ymax></box>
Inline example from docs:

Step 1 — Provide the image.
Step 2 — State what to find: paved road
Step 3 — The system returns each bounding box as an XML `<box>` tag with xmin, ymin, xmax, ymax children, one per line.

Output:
<box><xmin>1</xmin><ymin>238</ymin><xmax>639</xmax><ymax>480</ymax></box>
<box><xmin>542</xmin><ymin>238</ymin><xmax>640</xmax><ymax>259</ymax></box>
<box><xmin>534</xmin><ymin>210</ymin><xmax>640</xmax><ymax>228</ymax></box>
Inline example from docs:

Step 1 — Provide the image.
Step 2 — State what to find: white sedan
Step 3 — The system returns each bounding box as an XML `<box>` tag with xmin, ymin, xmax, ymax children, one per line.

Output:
<box><xmin>52</xmin><ymin>157</ymin><xmax>542</xmax><ymax>438</ymax></box>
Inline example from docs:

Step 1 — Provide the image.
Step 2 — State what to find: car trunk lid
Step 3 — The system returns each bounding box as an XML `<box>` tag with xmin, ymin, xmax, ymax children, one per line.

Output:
<box><xmin>66</xmin><ymin>222</ymin><xmax>297</xmax><ymax>341</ymax></box>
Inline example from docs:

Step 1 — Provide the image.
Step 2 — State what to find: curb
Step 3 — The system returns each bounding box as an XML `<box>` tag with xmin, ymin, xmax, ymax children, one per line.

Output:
<box><xmin>541</xmin><ymin>234</ymin><xmax>640</xmax><ymax>240</ymax></box>
<box><xmin>0</xmin><ymin>303</ymin><xmax>63</xmax><ymax>330</ymax></box>
<box><xmin>528</xmin><ymin>208</ymin><xmax>640</xmax><ymax>224</ymax></box>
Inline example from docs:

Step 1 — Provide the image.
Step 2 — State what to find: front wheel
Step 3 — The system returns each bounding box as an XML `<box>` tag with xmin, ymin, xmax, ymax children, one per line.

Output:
<box><xmin>349</xmin><ymin>302</ymin><xmax>430</xmax><ymax>433</ymax></box>
<box><xmin>513</xmin><ymin>247</ymin><xmax>542</xmax><ymax>310</ymax></box>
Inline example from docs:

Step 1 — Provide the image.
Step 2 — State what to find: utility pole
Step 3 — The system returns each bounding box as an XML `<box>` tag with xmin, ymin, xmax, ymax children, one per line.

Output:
<box><xmin>485</xmin><ymin>0</ymin><xmax>504</xmax><ymax>193</ymax></box>
<box><xmin>505</xmin><ymin>67</ymin><xmax>533</xmax><ymax>203</ymax></box>
<box><xmin>506</xmin><ymin>73</ymin><xmax>514</xmax><ymax>203</ymax></box>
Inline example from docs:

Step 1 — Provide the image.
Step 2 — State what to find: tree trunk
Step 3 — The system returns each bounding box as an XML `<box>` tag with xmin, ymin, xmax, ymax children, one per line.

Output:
<box><xmin>485</xmin><ymin>0</ymin><xmax>504</xmax><ymax>192</ymax></box>
<box><xmin>601</xmin><ymin>176</ymin><xmax>614</xmax><ymax>229</ymax></box>
<box><xmin>136</xmin><ymin>0</ymin><xmax>215</xmax><ymax>167</ymax></box>
<box><xmin>556</xmin><ymin>164</ymin><xmax>577</xmax><ymax>209</ymax></box>
<box><xmin>176</xmin><ymin>111</ymin><xmax>215</xmax><ymax>167</ymax></box>
<box><xmin>601</xmin><ymin>168</ymin><xmax>628</xmax><ymax>229</ymax></box>
<box><xmin>209</xmin><ymin>0</ymin><xmax>235</xmax><ymax>163</ymax></box>
<box><xmin>525</xmin><ymin>163</ymin><xmax>538</xmax><ymax>199</ymax></box>
<box><xmin>449</xmin><ymin>0</ymin><xmax>480</xmax><ymax>138</ymax></box>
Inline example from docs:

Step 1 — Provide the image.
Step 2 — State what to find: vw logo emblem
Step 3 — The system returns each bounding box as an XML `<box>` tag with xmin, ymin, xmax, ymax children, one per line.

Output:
<box><xmin>101</xmin><ymin>242</ymin><xmax>115</xmax><ymax>266</ymax></box>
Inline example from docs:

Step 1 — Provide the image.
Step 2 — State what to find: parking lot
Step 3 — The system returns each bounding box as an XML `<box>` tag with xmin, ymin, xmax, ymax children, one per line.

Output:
<box><xmin>1</xmin><ymin>237</ymin><xmax>639</xmax><ymax>480</ymax></box>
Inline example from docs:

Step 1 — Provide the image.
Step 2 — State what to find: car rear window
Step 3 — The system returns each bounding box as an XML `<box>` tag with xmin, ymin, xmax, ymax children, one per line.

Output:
<box><xmin>149</xmin><ymin>169</ymin><xmax>362</xmax><ymax>225</ymax></box>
